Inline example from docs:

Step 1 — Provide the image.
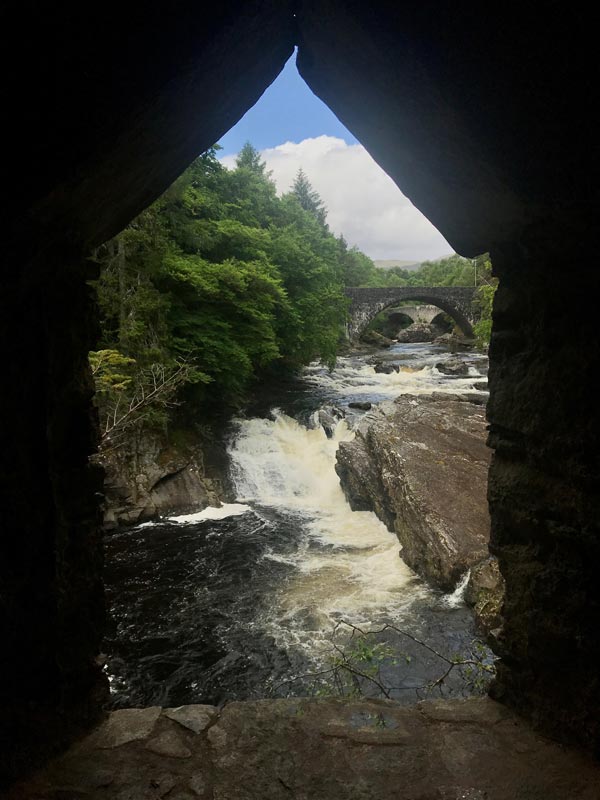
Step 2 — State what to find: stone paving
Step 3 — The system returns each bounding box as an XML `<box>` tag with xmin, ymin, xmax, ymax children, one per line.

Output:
<box><xmin>7</xmin><ymin>698</ymin><xmax>600</xmax><ymax>799</ymax></box>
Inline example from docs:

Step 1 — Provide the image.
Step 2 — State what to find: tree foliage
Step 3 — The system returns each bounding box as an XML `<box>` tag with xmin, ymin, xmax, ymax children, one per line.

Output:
<box><xmin>473</xmin><ymin>283</ymin><xmax>496</xmax><ymax>348</ymax></box>
<box><xmin>344</xmin><ymin>252</ymin><xmax>494</xmax><ymax>290</ymax></box>
<box><xmin>290</xmin><ymin>168</ymin><xmax>328</xmax><ymax>227</ymax></box>
<box><xmin>90</xmin><ymin>144</ymin><xmax>356</xmax><ymax>435</ymax></box>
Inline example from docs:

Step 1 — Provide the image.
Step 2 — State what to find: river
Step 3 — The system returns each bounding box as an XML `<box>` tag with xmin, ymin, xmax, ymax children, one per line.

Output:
<box><xmin>104</xmin><ymin>342</ymin><xmax>492</xmax><ymax>709</ymax></box>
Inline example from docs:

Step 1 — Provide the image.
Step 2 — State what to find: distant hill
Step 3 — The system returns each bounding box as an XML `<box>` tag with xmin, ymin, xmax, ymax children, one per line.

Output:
<box><xmin>374</xmin><ymin>254</ymin><xmax>455</xmax><ymax>272</ymax></box>
<box><xmin>373</xmin><ymin>259</ymin><xmax>420</xmax><ymax>271</ymax></box>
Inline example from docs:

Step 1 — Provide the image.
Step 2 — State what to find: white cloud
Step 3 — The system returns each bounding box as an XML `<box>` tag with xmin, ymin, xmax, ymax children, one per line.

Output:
<box><xmin>221</xmin><ymin>136</ymin><xmax>452</xmax><ymax>261</ymax></box>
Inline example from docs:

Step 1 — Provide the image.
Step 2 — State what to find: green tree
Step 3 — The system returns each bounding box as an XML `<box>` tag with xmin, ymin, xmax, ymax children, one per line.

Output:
<box><xmin>91</xmin><ymin>142</ymin><xmax>360</xmax><ymax>431</ymax></box>
<box><xmin>290</xmin><ymin>168</ymin><xmax>328</xmax><ymax>227</ymax></box>
<box><xmin>473</xmin><ymin>284</ymin><xmax>496</xmax><ymax>348</ymax></box>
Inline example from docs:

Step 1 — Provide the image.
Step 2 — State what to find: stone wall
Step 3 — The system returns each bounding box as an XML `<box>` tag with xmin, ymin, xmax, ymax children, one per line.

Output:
<box><xmin>0</xmin><ymin>254</ymin><xmax>107</xmax><ymax>783</ymax></box>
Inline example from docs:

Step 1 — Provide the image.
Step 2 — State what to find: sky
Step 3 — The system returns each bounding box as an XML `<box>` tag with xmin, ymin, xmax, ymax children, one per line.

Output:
<box><xmin>218</xmin><ymin>53</ymin><xmax>452</xmax><ymax>263</ymax></box>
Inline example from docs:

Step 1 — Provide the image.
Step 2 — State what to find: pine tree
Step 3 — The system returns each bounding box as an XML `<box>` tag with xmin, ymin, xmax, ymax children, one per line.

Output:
<box><xmin>235</xmin><ymin>141</ymin><xmax>268</xmax><ymax>175</ymax></box>
<box><xmin>291</xmin><ymin>168</ymin><xmax>328</xmax><ymax>227</ymax></box>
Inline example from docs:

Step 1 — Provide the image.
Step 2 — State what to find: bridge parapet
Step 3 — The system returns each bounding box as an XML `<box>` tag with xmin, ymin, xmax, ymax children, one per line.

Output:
<box><xmin>344</xmin><ymin>286</ymin><xmax>477</xmax><ymax>340</ymax></box>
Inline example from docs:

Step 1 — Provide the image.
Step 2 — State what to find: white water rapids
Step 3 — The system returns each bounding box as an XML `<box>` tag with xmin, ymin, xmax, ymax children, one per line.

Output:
<box><xmin>228</xmin><ymin>412</ymin><xmax>425</xmax><ymax>645</ymax></box>
<box><xmin>224</xmin><ymin>345</ymin><xmax>488</xmax><ymax>655</ymax></box>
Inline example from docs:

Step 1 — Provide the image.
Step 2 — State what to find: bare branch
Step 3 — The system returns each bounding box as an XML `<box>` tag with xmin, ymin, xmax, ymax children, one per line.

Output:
<box><xmin>268</xmin><ymin>618</ymin><xmax>495</xmax><ymax>701</ymax></box>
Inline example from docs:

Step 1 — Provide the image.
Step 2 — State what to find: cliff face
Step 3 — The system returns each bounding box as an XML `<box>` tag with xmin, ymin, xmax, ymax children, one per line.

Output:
<box><xmin>336</xmin><ymin>394</ymin><xmax>492</xmax><ymax>592</ymax></box>
<box><xmin>99</xmin><ymin>428</ymin><xmax>231</xmax><ymax>528</ymax></box>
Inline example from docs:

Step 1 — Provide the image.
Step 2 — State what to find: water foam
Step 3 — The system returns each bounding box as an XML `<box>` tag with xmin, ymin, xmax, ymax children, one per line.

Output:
<box><xmin>227</xmin><ymin>410</ymin><xmax>426</xmax><ymax>650</ymax></box>
<box><xmin>167</xmin><ymin>503</ymin><xmax>252</xmax><ymax>524</ymax></box>
<box><xmin>304</xmin><ymin>355</ymin><xmax>485</xmax><ymax>402</ymax></box>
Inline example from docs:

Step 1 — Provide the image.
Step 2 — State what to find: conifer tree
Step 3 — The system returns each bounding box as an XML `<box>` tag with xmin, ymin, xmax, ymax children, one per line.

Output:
<box><xmin>291</xmin><ymin>168</ymin><xmax>328</xmax><ymax>227</ymax></box>
<box><xmin>235</xmin><ymin>141</ymin><xmax>268</xmax><ymax>174</ymax></box>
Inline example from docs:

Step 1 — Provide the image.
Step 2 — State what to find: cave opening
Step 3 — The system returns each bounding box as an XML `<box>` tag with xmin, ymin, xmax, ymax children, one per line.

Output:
<box><xmin>93</xmin><ymin>50</ymin><xmax>493</xmax><ymax>715</ymax></box>
<box><xmin>2</xmin><ymin>1</ymin><xmax>599</xmax><ymax>789</ymax></box>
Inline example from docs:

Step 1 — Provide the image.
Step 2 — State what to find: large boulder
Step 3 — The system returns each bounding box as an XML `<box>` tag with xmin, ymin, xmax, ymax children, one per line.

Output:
<box><xmin>336</xmin><ymin>394</ymin><xmax>491</xmax><ymax>591</ymax></box>
<box><xmin>435</xmin><ymin>358</ymin><xmax>470</xmax><ymax>376</ymax></box>
<box><xmin>374</xmin><ymin>362</ymin><xmax>400</xmax><ymax>374</ymax></box>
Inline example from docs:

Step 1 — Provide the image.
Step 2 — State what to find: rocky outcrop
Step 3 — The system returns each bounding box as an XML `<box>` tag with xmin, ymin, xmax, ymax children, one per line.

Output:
<box><xmin>336</xmin><ymin>394</ymin><xmax>491</xmax><ymax>591</ymax></box>
<box><xmin>99</xmin><ymin>428</ymin><xmax>230</xmax><ymax>529</ymax></box>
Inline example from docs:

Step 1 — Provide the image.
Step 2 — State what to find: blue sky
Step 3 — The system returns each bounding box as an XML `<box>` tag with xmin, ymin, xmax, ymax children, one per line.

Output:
<box><xmin>218</xmin><ymin>53</ymin><xmax>452</xmax><ymax>262</ymax></box>
<box><xmin>219</xmin><ymin>53</ymin><xmax>358</xmax><ymax>155</ymax></box>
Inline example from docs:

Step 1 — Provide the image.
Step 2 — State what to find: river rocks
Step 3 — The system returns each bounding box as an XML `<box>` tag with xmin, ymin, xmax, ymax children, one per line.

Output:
<box><xmin>395</xmin><ymin>322</ymin><xmax>437</xmax><ymax>343</ymax></box>
<box><xmin>99</xmin><ymin>428</ymin><xmax>230</xmax><ymax>529</ymax></box>
<box><xmin>336</xmin><ymin>394</ymin><xmax>491</xmax><ymax>591</ymax></box>
<box><xmin>348</xmin><ymin>401</ymin><xmax>372</xmax><ymax>410</ymax></box>
<box><xmin>316</xmin><ymin>405</ymin><xmax>345</xmax><ymax>437</ymax></box>
<box><xmin>374</xmin><ymin>361</ymin><xmax>400</xmax><ymax>374</ymax></box>
<box><xmin>433</xmin><ymin>332</ymin><xmax>477</xmax><ymax>351</ymax></box>
<box><xmin>435</xmin><ymin>358</ymin><xmax>470</xmax><ymax>376</ymax></box>
<box><xmin>360</xmin><ymin>329</ymin><xmax>394</xmax><ymax>348</ymax></box>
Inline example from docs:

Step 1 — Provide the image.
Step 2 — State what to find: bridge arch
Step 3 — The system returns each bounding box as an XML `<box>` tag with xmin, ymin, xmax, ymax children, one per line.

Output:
<box><xmin>345</xmin><ymin>286</ymin><xmax>476</xmax><ymax>341</ymax></box>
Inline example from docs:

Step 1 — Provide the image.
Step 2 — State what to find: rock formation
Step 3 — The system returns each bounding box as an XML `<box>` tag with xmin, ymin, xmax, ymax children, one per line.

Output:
<box><xmin>100</xmin><ymin>430</ymin><xmax>229</xmax><ymax>528</ymax></box>
<box><xmin>336</xmin><ymin>395</ymin><xmax>491</xmax><ymax>592</ymax></box>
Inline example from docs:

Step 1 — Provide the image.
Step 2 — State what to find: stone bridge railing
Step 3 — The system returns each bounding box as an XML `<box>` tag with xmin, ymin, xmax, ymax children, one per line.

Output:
<box><xmin>344</xmin><ymin>286</ymin><xmax>477</xmax><ymax>340</ymax></box>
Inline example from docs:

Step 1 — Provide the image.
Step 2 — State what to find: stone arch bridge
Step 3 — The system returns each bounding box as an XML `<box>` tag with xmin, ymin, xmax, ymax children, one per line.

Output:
<box><xmin>345</xmin><ymin>286</ymin><xmax>477</xmax><ymax>340</ymax></box>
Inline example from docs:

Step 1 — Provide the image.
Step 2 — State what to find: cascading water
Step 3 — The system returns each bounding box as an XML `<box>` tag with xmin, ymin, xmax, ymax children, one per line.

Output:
<box><xmin>104</xmin><ymin>342</ymin><xmax>491</xmax><ymax>708</ymax></box>
<box><xmin>226</xmin><ymin>411</ymin><xmax>427</xmax><ymax>660</ymax></box>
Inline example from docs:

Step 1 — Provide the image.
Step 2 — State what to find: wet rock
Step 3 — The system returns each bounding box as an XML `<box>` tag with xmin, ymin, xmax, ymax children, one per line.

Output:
<box><xmin>395</xmin><ymin>322</ymin><xmax>437</xmax><ymax>343</ymax></box>
<box><xmin>348</xmin><ymin>401</ymin><xmax>372</xmax><ymax>411</ymax></box>
<box><xmin>316</xmin><ymin>405</ymin><xmax>345</xmax><ymax>437</ymax></box>
<box><xmin>433</xmin><ymin>333</ymin><xmax>477</xmax><ymax>351</ymax></box>
<box><xmin>465</xmin><ymin>557</ymin><xmax>505</xmax><ymax>639</ymax></box>
<box><xmin>473</xmin><ymin>381</ymin><xmax>489</xmax><ymax>391</ymax></box>
<box><xmin>336</xmin><ymin>395</ymin><xmax>491</xmax><ymax>591</ymax></box>
<box><xmin>435</xmin><ymin>358</ymin><xmax>470</xmax><ymax>376</ymax></box>
<box><xmin>374</xmin><ymin>362</ymin><xmax>400</xmax><ymax>374</ymax></box>
<box><xmin>360</xmin><ymin>329</ymin><xmax>394</xmax><ymax>348</ymax></box>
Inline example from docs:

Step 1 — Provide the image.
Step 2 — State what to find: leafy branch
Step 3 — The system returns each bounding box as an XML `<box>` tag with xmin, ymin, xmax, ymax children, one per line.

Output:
<box><xmin>90</xmin><ymin>350</ymin><xmax>205</xmax><ymax>450</ymax></box>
